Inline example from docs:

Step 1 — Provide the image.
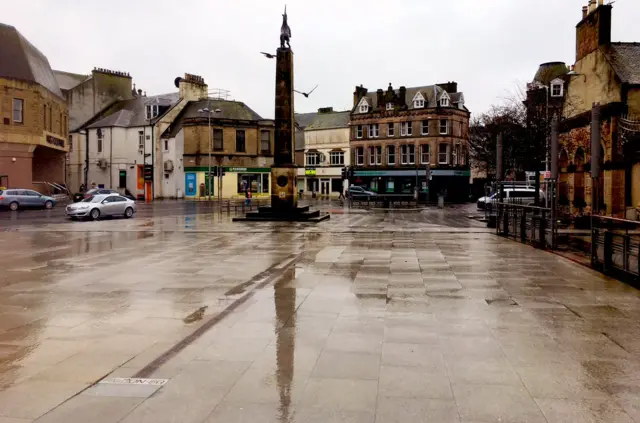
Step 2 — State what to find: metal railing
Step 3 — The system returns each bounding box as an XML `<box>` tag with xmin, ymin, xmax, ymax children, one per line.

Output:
<box><xmin>496</xmin><ymin>201</ymin><xmax>554</xmax><ymax>249</ymax></box>
<box><xmin>591</xmin><ymin>216</ymin><xmax>640</xmax><ymax>279</ymax></box>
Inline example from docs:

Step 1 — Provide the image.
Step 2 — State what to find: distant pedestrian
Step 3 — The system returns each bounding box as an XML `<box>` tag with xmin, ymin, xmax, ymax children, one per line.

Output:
<box><xmin>338</xmin><ymin>190</ymin><xmax>345</xmax><ymax>201</ymax></box>
<box><xmin>245</xmin><ymin>189</ymin><xmax>252</xmax><ymax>207</ymax></box>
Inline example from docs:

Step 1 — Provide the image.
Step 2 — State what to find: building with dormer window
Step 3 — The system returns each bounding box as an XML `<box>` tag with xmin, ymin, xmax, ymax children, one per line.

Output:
<box><xmin>349</xmin><ymin>82</ymin><xmax>470</xmax><ymax>202</ymax></box>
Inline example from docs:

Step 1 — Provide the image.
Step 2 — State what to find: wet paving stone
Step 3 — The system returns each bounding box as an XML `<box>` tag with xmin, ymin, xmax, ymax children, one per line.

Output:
<box><xmin>0</xmin><ymin>205</ymin><xmax>637</xmax><ymax>421</ymax></box>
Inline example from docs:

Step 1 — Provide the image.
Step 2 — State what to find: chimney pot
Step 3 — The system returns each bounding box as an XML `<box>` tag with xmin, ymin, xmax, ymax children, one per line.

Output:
<box><xmin>582</xmin><ymin>5</ymin><xmax>588</xmax><ymax>18</ymax></box>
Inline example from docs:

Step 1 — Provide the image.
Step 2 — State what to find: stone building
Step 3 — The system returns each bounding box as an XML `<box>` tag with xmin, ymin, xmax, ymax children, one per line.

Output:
<box><xmin>297</xmin><ymin>108</ymin><xmax>350</xmax><ymax>198</ymax></box>
<box><xmin>294</xmin><ymin>112</ymin><xmax>317</xmax><ymax>167</ymax></box>
<box><xmin>557</xmin><ymin>1</ymin><xmax>640</xmax><ymax>216</ymax></box>
<box><xmin>350</xmin><ymin>83</ymin><xmax>470</xmax><ymax>202</ymax></box>
<box><xmin>0</xmin><ymin>23</ymin><xmax>69</xmax><ymax>191</ymax></box>
<box><xmin>162</xmin><ymin>98</ymin><xmax>274</xmax><ymax>200</ymax></box>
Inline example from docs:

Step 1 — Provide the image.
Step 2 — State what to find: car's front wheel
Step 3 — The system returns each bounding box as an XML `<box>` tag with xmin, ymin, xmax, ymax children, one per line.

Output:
<box><xmin>90</xmin><ymin>208</ymin><xmax>100</xmax><ymax>220</ymax></box>
<box><xmin>44</xmin><ymin>200</ymin><xmax>53</xmax><ymax>209</ymax></box>
<box><xmin>9</xmin><ymin>202</ymin><xmax>18</xmax><ymax>211</ymax></box>
<box><xmin>124</xmin><ymin>207</ymin><xmax>134</xmax><ymax>218</ymax></box>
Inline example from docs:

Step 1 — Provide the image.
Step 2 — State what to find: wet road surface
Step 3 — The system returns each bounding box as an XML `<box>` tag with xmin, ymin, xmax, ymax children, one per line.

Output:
<box><xmin>0</xmin><ymin>204</ymin><xmax>639</xmax><ymax>422</ymax></box>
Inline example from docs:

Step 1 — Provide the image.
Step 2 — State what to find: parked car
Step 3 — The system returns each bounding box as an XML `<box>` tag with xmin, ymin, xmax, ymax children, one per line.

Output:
<box><xmin>66</xmin><ymin>194</ymin><xmax>137</xmax><ymax>220</ymax></box>
<box><xmin>76</xmin><ymin>188</ymin><xmax>135</xmax><ymax>202</ymax></box>
<box><xmin>348</xmin><ymin>186</ymin><xmax>377</xmax><ymax>199</ymax></box>
<box><xmin>485</xmin><ymin>187</ymin><xmax>545</xmax><ymax>211</ymax></box>
<box><xmin>0</xmin><ymin>189</ymin><xmax>56</xmax><ymax>211</ymax></box>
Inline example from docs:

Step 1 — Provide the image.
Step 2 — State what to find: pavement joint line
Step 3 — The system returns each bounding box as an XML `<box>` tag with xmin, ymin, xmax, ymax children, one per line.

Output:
<box><xmin>131</xmin><ymin>252</ymin><xmax>302</xmax><ymax>379</ymax></box>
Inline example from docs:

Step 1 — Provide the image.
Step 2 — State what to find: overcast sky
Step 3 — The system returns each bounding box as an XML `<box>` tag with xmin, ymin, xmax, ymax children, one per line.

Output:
<box><xmin>5</xmin><ymin>0</ymin><xmax>639</xmax><ymax>118</ymax></box>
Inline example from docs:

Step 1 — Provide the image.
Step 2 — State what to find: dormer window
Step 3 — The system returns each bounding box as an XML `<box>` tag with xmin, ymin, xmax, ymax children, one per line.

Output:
<box><xmin>412</xmin><ymin>92</ymin><xmax>425</xmax><ymax>109</ymax></box>
<box><xmin>358</xmin><ymin>98</ymin><xmax>370</xmax><ymax>114</ymax></box>
<box><xmin>386</xmin><ymin>102</ymin><xmax>394</xmax><ymax>111</ymax></box>
<box><xmin>550</xmin><ymin>81</ymin><xmax>563</xmax><ymax>97</ymax></box>
<box><xmin>440</xmin><ymin>92</ymin><xmax>450</xmax><ymax>107</ymax></box>
<box><xmin>145</xmin><ymin>104</ymin><xmax>159</xmax><ymax>120</ymax></box>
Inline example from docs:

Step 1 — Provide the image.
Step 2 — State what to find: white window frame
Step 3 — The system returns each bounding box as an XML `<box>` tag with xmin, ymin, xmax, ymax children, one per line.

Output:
<box><xmin>145</xmin><ymin>104</ymin><xmax>159</xmax><ymax>120</ymax></box>
<box><xmin>439</xmin><ymin>119</ymin><xmax>449</xmax><ymax>135</ymax></box>
<box><xmin>440</xmin><ymin>92</ymin><xmax>450</xmax><ymax>107</ymax></box>
<box><xmin>421</xmin><ymin>120</ymin><xmax>429</xmax><ymax>135</ymax></box>
<box><xmin>358</xmin><ymin>98</ymin><xmax>369</xmax><ymax>114</ymax></box>
<box><xmin>387</xmin><ymin>145</ymin><xmax>395</xmax><ymax>165</ymax></box>
<box><xmin>412</xmin><ymin>92</ymin><xmax>425</xmax><ymax>109</ymax></box>
<box><xmin>551</xmin><ymin>83</ymin><xmax>563</xmax><ymax>97</ymax></box>
<box><xmin>97</xmin><ymin>130</ymin><xmax>103</xmax><ymax>153</ymax></box>
<box><xmin>401</xmin><ymin>144</ymin><xmax>415</xmax><ymax>165</ymax></box>
<box><xmin>387</xmin><ymin>123</ymin><xmax>394</xmax><ymax>137</ymax></box>
<box><xmin>12</xmin><ymin>98</ymin><xmax>24</xmax><ymax>123</ymax></box>
<box><xmin>355</xmin><ymin>147</ymin><xmax>364</xmax><ymax>165</ymax></box>
<box><xmin>401</xmin><ymin>122</ymin><xmax>413</xmax><ymax>137</ymax></box>
<box><xmin>438</xmin><ymin>143</ymin><xmax>450</xmax><ymax>165</ymax></box>
<box><xmin>330</xmin><ymin>151</ymin><xmax>344</xmax><ymax>166</ymax></box>
<box><xmin>420</xmin><ymin>145</ymin><xmax>430</xmax><ymax>164</ymax></box>
<box><xmin>138</xmin><ymin>131</ymin><xmax>144</xmax><ymax>150</ymax></box>
<box><xmin>368</xmin><ymin>124</ymin><xmax>379</xmax><ymax>138</ymax></box>
<box><xmin>306</xmin><ymin>152</ymin><xmax>319</xmax><ymax>166</ymax></box>
<box><xmin>386</xmin><ymin>102</ymin><xmax>394</xmax><ymax>111</ymax></box>
<box><xmin>356</xmin><ymin>125</ymin><xmax>363</xmax><ymax>139</ymax></box>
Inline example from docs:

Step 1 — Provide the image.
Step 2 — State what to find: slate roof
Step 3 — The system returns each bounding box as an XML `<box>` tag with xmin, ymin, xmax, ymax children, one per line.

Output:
<box><xmin>604</xmin><ymin>43</ymin><xmax>640</xmax><ymax>85</ymax></box>
<box><xmin>359</xmin><ymin>85</ymin><xmax>464</xmax><ymax>111</ymax></box>
<box><xmin>0</xmin><ymin>23</ymin><xmax>63</xmax><ymax>99</ymax></box>
<box><xmin>53</xmin><ymin>70</ymin><xmax>89</xmax><ymax>91</ymax></box>
<box><xmin>86</xmin><ymin>92</ymin><xmax>180</xmax><ymax>129</ymax></box>
<box><xmin>163</xmin><ymin>99</ymin><xmax>266</xmax><ymax>138</ymax></box>
<box><xmin>306</xmin><ymin>111</ymin><xmax>350</xmax><ymax>130</ymax></box>
<box><xmin>294</xmin><ymin>112</ymin><xmax>317</xmax><ymax>150</ymax></box>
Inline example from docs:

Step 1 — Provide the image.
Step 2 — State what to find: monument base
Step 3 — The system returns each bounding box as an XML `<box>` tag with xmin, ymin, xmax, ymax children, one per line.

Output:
<box><xmin>233</xmin><ymin>166</ymin><xmax>329</xmax><ymax>223</ymax></box>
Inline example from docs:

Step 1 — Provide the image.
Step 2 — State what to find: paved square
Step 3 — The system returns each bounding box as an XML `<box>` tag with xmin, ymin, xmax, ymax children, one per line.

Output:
<box><xmin>0</xmin><ymin>206</ymin><xmax>639</xmax><ymax>422</ymax></box>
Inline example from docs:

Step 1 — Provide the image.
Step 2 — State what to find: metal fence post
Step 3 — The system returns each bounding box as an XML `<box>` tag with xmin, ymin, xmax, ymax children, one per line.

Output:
<box><xmin>520</xmin><ymin>209</ymin><xmax>527</xmax><ymax>243</ymax></box>
<box><xmin>591</xmin><ymin>227</ymin><xmax>599</xmax><ymax>267</ymax></box>
<box><xmin>604</xmin><ymin>231</ymin><xmax>613</xmax><ymax>272</ymax></box>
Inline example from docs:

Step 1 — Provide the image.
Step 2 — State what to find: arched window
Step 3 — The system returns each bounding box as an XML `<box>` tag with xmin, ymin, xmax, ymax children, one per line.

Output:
<box><xmin>559</xmin><ymin>149</ymin><xmax>569</xmax><ymax>169</ymax></box>
<box><xmin>574</xmin><ymin>147</ymin><xmax>585</xmax><ymax>166</ymax></box>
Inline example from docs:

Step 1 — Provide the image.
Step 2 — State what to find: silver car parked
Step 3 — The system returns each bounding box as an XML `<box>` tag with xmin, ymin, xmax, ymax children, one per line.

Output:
<box><xmin>0</xmin><ymin>189</ymin><xmax>56</xmax><ymax>210</ymax></box>
<box><xmin>66</xmin><ymin>194</ymin><xmax>136</xmax><ymax>220</ymax></box>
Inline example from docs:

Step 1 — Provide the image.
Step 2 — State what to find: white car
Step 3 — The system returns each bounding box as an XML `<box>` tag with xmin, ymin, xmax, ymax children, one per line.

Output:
<box><xmin>66</xmin><ymin>194</ymin><xmax>137</xmax><ymax>220</ymax></box>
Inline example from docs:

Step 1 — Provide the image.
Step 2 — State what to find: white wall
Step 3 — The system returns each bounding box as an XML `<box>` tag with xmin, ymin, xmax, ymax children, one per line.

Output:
<box><xmin>159</xmin><ymin>130</ymin><xmax>185</xmax><ymax>199</ymax></box>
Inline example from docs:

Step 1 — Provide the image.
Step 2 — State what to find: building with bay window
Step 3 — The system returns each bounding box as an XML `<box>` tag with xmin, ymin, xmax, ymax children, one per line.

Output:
<box><xmin>350</xmin><ymin>83</ymin><xmax>470</xmax><ymax>202</ymax></box>
<box><xmin>298</xmin><ymin>108</ymin><xmax>350</xmax><ymax>198</ymax></box>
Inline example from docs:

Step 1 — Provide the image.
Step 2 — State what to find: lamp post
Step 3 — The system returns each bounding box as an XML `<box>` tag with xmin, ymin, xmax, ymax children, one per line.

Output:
<box><xmin>198</xmin><ymin>107</ymin><xmax>222</xmax><ymax>202</ymax></box>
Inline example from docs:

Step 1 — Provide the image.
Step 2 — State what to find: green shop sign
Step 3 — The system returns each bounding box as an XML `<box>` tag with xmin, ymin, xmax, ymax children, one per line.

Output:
<box><xmin>184</xmin><ymin>166</ymin><xmax>271</xmax><ymax>173</ymax></box>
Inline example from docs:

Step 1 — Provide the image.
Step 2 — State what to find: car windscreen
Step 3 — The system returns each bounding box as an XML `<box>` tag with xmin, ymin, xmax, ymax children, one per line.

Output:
<box><xmin>81</xmin><ymin>196</ymin><xmax>104</xmax><ymax>203</ymax></box>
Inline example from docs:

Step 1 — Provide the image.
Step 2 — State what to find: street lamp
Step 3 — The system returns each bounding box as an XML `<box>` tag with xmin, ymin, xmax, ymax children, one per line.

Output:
<box><xmin>198</xmin><ymin>107</ymin><xmax>222</xmax><ymax>202</ymax></box>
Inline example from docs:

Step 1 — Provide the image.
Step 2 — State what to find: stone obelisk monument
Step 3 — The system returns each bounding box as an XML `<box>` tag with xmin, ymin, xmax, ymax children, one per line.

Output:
<box><xmin>270</xmin><ymin>6</ymin><xmax>297</xmax><ymax>213</ymax></box>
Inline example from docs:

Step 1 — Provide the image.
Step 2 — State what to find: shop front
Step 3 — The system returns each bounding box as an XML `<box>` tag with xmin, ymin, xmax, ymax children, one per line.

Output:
<box><xmin>226</xmin><ymin>167</ymin><xmax>271</xmax><ymax>198</ymax></box>
<box><xmin>300</xmin><ymin>167</ymin><xmax>343</xmax><ymax>198</ymax></box>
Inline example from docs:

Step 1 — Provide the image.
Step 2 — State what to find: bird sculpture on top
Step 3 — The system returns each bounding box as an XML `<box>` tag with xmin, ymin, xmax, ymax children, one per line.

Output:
<box><xmin>280</xmin><ymin>5</ymin><xmax>291</xmax><ymax>49</ymax></box>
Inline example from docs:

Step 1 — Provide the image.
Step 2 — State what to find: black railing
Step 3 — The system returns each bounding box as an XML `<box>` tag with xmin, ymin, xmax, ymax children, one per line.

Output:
<box><xmin>496</xmin><ymin>202</ymin><xmax>554</xmax><ymax>249</ymax></box>
<box><xmin>591</xmin><ymin>216</ymin><xmax>640</xmax><ymax>280</ymax></box>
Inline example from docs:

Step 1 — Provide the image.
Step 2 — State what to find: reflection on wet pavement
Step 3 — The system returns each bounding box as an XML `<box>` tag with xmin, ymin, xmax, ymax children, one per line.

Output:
<box><xmin>0</xmin><ymin>207</ymin><xmax>638</xmax><ymax>422</ymax></box>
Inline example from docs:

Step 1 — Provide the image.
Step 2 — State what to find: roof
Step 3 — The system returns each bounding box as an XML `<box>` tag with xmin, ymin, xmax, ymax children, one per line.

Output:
<box><xmin>359</xmin><ymin>85</ymin><xmax>464</xmax><ymax>111</ymax></box>
<box><xmin>0</xmin><ymin>23</ymin><xmax>64</xmax><ymax>99</ymax></box>
<box><xmin>163</xmin><ymin>98</ymin><xmax>266</xmax><ymax>138</ymax></box>
<box><xmin>86</xmin><ymin>92</ymin><xmax>181</xmax><ymax>129</ymax></box>
<box><xmin>53</xmin><ymin>70</ymin><xmax>89</xmax><ymax>91</ymax></box>
<box><xmin>306</xmin><ymin>111</ymin><xmax>350</xmax><ymax>130</ymax></box>
<box><xmin>604</xmin><ymin>43</ymin><xmax>640</xmax><ymax>85</ymax></box>
<box><xmin>533</xmin><ymin>62</ymin><xmax>569</xmax><ymax>85</ymax></box>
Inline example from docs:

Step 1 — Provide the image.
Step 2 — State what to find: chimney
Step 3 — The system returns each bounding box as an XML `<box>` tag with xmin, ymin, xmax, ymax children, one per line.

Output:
<box><xmin>437</xmin><ymin>81</ymin><xmax>458</xmax><ymax>93</ymax></box>
<box><xmin>582</xmin><ymin>6</ymin><xmax>588</xmax><ymax>19</ymax></box>
<box><xmin>353</xmin><ymin>85</ymin><xmax>368</xmax><ymax>107</ymax></box>
<box><xmin>317</xmin><ymin>107</ymin><xmax>333</xmax><ymax>114</ymax></box>
<box><xmin>376</xmin><ymin>89</ymin><xmax>384</xmax><ymax>109</ymax></box>
<box><xmin>398</xmin><ymin>86</ymin><xmax>407</xmax><ymax>107</ymax></box>
<box><xmin>179</xmin><ymin>73</ymin><xmax>208</xmax><ymax>101</ymax></box>
<box><xmin>575</xmin><ymin>3</ymin><xmax>612</xmax><ymax>61</ymax></box>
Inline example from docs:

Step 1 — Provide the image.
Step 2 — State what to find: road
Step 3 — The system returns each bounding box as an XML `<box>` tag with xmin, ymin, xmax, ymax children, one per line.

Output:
<box><xmin>0</xmin><ymin>202</ymin><xmax>638</xmax><ymax>422</ymax></box>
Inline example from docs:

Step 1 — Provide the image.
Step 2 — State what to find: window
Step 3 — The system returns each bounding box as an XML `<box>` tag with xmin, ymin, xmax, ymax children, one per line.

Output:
<box><xmin>235</xmin><ymin>130</ymin><xmax>245</xmax><ymax>152</ymax></box>
<box><xmin>237</xmin><ymin>174</ymin><xmax>270</xmax><ymax>194</ymax></box>
<box><xmin>330</xmin><ymin>151</ymin><xmax>344</xmax><ymax>165</ymax></box>
<box><xmin>69</xmin><ymin>135</ymin><xmax>73</xmax><ymax>152</ymax></box>
<box><xmin>453</xmin><ymin>144</ymin><xmax>461</xmax><ymax>165</ymax></box>
<box><xmin>439</xmin><ymin>119</ymin><xmax>449</xmax><ymax>135</ymax></box>
<box><xmin>420</xmin><ymin>145</ymin><xmax>430</xmax><ymax>164</ymax></box>
<box><xmin>356</xmin><ymin>125</ymin><xmax>363</xmax><ymax>139</ymax></box>
<box><xmin>413</xmin><ymin>93</ymin><xmax>425</xmax><ymax>109</ymax></box>
<box><xmin>440</xmin><ymin>93</ymin><xmax>450</xmax><ymax>107</ymax></box>
<box><xmin>260</xmin><ymin>130</ymin><xmax>271</xmax><ymax>153</ymax></box>
<box><xmin>138</xmin><ymin>131</ymin><xmax>144</xmax><ymax>150</ymax></box>
<box><xmin>12</xmin><ymin>98</ymin><xmax>24</xmax><ymax>123</ymax></box>
<box><xmin>63</xmin><ymin>115</ymin><xmax>67</xmax><ymax>136</ymax></box>
<box><xmin>386</xmin><ymin>102</ymin><xmax>394</xmax><ymax>111</ymax></box>
<box><xmin>59</xmin><ymin>112</ymin><xmax>63</xmax><ymax>134</ymax></box>
<box><xmin>213</xmin><ymin>129</ymin><xmax>223</xmax><ymax>151</ymax></box>
<box><xmin>387</xmin><ymin>123</ymin><xmax>394</xmax><ymax>137</ymax></box>
<box><xmin>368</xmin><ymin>124</ymin><xmax>379</xmax><ymax>138</ymax></box>
<box><xmin>355</xmin><ymin>147</ymin><xmax>364</xmax><ymax>165</ymax></box>
<box><xmin>359</xmin><ymin>100</ymin><xmax>369</xmax><ymax>113</ymax></box>
<box><xmin>421</xmin><ymin>120</ymin><xmax>429</xmax><ymax>135</ymax></box>
<box><xmin>400</xmin><ymin>122</ymin><xmax>412</xmax><ymax>137</ymax></box>
<box><xmin>145</xmin><ymin>104</ymin><xmax>159</xmax><ymax>120</ymax></box>
<box><xmin>551</xmin><ymin>83</ymin><xmax>563</xmax><ymax>97</ymax></box>
<box><xmin>369</xmin><ymin>146</ymin><xmax>381</xmax><ymax>165</ymax></box>
<box><xmin>97</xmin><ymin>130</ymin><xmax>103</xmax><ymax>153</ymax></box>
<box><xmin>438</xmin><ymin>143</ymin><xmax>450</xmax><ymax>164</ymax></box>
<box><xmin>387</xmin><ymin>145</ymin><xmax>396</xmax><ymax>165</ymax></box>
<box><xmin>48</xmin><ymin>107</ymin><xmax>52</xmax><ymax>131</ymax></box>
<box><xmin>306</xmin><ymin>152</ymin><xmax>319</xmax><ymax>166</ymax></box>
<box><xmin>164</xmin><ymin>139</ymin><xmax>169</xmax><ymax>151</ymax></box>
<box><xmin>401</xmin><ymin>144</ymin><xmax>415</xmax><ymax>165</ymax></box>
<box><xmin>43</xmin><ymin>105</ymin><xmax>47</xmax><ymax>128</ymax></box>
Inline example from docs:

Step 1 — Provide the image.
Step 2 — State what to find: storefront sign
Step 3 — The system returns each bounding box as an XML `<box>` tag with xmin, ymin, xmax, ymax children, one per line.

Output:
<box><xmin>185</xmin><ymin>173</ymin><xmax>197</xmax><ymax>196</ymax></box>
<box><xmin>46</xmin><ymin>135</ymin><xmax>65</xmax><ymax>148</ymax></box>
<box><xmin>305</xmin><ymin>169</ymin><xmax>317</xmax><ymax>176</ymax></box>
<box><xmin>225</xmin><ymin>167</ymin><xmax>271</xmax><ymax>173</ymax></box>
<box><xmin>354</xmin><ymin>169</ymin><xmax>470</xmax><ymax>177</ymax></box>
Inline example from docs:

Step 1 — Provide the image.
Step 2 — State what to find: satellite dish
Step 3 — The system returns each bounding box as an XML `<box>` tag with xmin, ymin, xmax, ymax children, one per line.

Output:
<box><xmin>174</xmin><ymin>77</ymin><xmax>183</xmax><ymax>88</ymax></box>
